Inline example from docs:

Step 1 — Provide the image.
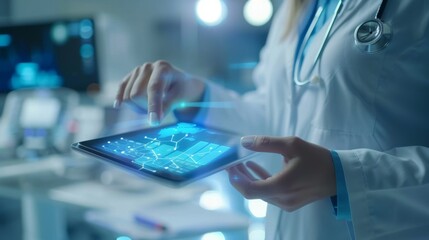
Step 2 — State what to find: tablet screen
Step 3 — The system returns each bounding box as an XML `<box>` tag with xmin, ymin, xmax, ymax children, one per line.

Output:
<box><xmin>73</xmin><ymin>122</ymin><xmax>248</xmax><ymax>186</ymax></box>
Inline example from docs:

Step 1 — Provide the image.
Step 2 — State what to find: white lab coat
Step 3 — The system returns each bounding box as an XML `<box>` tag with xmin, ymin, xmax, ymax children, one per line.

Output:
<box><xmin>195</xmin><ymin>0</ymin><xmax>429</xmax><ymax>239</ymax></box>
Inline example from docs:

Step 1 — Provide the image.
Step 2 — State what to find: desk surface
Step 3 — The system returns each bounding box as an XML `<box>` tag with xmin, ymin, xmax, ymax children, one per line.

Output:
<box><xmin>0</xmin><ymin>155</ymin><xmax>211</xmax><ymax>207</ymax></box>
<box><xmin>0</xmin><ymin>154</ymin><xmax>253</xmax><ymax>240</ymax></box>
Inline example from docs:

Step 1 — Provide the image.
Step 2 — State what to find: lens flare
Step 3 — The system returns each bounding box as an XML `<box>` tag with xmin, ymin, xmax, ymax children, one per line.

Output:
<box><xmin>196</xmin><ymin>0</ymin><xmax>227</xmax><ymax>26</ymax></box>
<box><xmin>244</xmin><ymin>0</ymin><xmax>273</xmax><ymax>26</ymax></box>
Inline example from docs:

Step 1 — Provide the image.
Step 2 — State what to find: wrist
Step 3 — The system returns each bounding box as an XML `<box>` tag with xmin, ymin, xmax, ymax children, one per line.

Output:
<box><xmin>188</xmin><ymin>78</ymin><xmax>206</xmax><ymax>103</ymax></box>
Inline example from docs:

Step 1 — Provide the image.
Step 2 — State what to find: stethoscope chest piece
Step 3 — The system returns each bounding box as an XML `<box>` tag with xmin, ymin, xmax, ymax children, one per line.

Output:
<box><xmin>354</xmin><ymin>18</ymin><xmax>391</xmax><ymax>53</ymax></box>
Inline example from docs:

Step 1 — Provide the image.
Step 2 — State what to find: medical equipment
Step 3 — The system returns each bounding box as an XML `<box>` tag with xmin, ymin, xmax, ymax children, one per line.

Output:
<box><xmin>354</xmin><ymin>0</ymin><xmax>391</xmax><ymax>53</ymax></box>
<box><xmin>0</xmin><ymin>88</ymin><xmax>79</xmax><ymax>158</ymax></box>
<box><xmin>293</xmin><ymin>0</ymin><xmax>391</xmax><ymax>85</ymax></box>
<box><xmin>0</xmin><ymin>18</ymin><xmax>100</xmax><ymax>94</ymax></box>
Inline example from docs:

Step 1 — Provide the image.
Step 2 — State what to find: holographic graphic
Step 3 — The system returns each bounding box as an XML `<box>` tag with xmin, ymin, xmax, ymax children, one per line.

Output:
<box><xmin>158</xmin><ymin>122</ymin><xmax>204</xmax><ymax>138</ymax></box>
<box><xmin>98</xmin><ymin>123</ymin><xmax>231</xmax><ymax>175</ymax></box>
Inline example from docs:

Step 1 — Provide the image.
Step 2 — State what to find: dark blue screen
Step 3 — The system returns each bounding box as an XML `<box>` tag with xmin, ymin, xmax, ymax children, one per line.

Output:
<box><xmin>0</xmin><ymin>18</ymin><xmax>99</xmax><ymax>93</ymax></box>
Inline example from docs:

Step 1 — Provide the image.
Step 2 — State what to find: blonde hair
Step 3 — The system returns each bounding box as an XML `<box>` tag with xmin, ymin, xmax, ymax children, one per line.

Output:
<box><xmin>283</xmin><ymin>0</ymin><xmax>311</xmax><ymax>38</ymax></box>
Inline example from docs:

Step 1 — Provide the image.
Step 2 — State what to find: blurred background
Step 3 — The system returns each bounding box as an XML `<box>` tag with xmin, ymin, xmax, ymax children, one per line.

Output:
<box><xmin>0</xmin><ymin>0</ymin><xmax>282</xmax><ymax>239</ymax></box>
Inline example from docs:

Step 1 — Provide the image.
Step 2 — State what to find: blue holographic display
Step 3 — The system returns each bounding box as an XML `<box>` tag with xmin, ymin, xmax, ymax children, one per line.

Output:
<box><xmin>95</xmin><ymin>123</ymin><xmax>233</xmax><ymax>175</ymax></box>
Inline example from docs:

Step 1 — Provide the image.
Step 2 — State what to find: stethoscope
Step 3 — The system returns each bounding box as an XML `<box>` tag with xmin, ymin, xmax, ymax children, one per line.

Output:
<box><xmin>293</xmin><ymin>0</ymin><xmax>391</xmax><ymax>85</ymax></box>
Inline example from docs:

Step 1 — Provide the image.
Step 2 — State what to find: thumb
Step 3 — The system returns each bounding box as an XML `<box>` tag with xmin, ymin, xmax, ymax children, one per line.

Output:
<box><xmin>241</xmin><ymin>135</ymin><xmax>286</xmax><ymax>155</ymax></box>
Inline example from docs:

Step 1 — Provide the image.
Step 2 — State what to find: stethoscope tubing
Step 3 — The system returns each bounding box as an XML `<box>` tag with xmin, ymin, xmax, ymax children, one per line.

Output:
<box><xmin>376</xmin><ymin>0</ymin><xmax>388</xmax><ymax>19</ymax></box>
<box><xmin>293</xmin><ymin>0</ymin><xmax>343</xmax><ymax>86</ymax></box>
<box><xmin>293</xmin><ymin>0</ymin><xmax>391</xmax><ymax>86</ymax></box>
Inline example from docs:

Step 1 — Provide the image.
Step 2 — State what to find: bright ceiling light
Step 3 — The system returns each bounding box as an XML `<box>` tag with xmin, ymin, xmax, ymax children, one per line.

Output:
<box><xmin>196</xmin><ymin>0</ymin><xmax>227</xmax><ymax>26</ymax></box>
<box><xmin>244</xmin><ymin>0</ymin><xmax>273</xmax><ymax>26</ymax></box>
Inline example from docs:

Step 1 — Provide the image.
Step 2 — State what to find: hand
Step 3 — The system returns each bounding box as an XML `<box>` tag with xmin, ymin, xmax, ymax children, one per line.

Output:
<box><xmin>114</xmin><ymin>60</ymin><xmax>205</xmax><ymax>126</ymax></box>
<box><xmin>227</xmin><ymin>136</ymin><xmax>336</xmax><ymax>212</ymax></box>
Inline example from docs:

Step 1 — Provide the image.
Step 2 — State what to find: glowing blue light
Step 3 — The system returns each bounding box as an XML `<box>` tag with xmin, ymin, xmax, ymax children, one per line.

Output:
<box><xmin>80</xmin><ymin>44</ymin><xmax>94</xmax><ymax>59</ymax></box>
<box><xmin>16</xmin><ymin>63</ymin><xmax>39</xmax><ymax>82</ymax></box>
<box><xmin>0</xmin><ymin>34</ymin><xmax>11</xmax><ymax>47</ymax></box>
<box><xmin>116</xmin><ymin>237</ymin><xmax>132</xmax><ymax>240</ymax></box>
<box><xmin>173</xmin><ymin>101</ymin><xmax>233</xmax><ymax>109</ymax></box>
<box><xmin>196</xmin><ymin>0</ymin><xmax>227</xmax><ymax>26</ymax></box>
<box><xmin>11</xmin><ymin>62</ymin><xmax>63</xmax><ymax>89</ymax></box>
<box><xmin>201</xmin><ymin>232</ymin><xmax>226</xmax><ymax>240</ymax></box>
<box><xmin>229</xmin><ymin>62</ymin><xmax>258</xmax><ymax>69</ymax></box>
<box><xmin>97</xmin><ymin>122</ymin><xmax>232</xmax><ymax>176</ymax></box>
<box><xmin>158</xmin><ymin>123</ymin><xmax>203</xmax><ymax>138</ymax></box>
<box><xmin>244</xmin><ymin>0</ymin><xmax>273</xmax><ymax>26</ymax></box>
<box><xmin>80</xmin><ymin>19</ymin><xmax>94</xmax><ymax>39</ymax></box>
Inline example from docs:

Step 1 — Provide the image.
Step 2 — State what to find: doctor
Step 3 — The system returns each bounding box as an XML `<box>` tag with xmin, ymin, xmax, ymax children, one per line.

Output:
<box><xmin>114</xmin><ymin>0</ymin><xmax>429</xmax><ymax>239</ymax></box>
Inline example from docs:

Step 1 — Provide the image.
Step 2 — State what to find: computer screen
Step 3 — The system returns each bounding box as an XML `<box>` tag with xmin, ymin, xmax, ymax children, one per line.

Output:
<box><xmin>0</xmin><ymin>17</ymin><xmax>100</xmax><ymax>93</ymax></box>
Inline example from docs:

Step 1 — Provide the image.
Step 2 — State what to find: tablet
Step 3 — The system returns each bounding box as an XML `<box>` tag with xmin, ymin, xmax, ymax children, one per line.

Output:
<box><xmin>72</xmin><ymin>122</ymin><xmax>253</xmax><ymax>187</ymax></box>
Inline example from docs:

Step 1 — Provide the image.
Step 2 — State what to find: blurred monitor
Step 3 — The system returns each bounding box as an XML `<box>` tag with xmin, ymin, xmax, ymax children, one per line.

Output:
<box><xmin>0</xmin><ymin>17</ymin><xmax>100</xmax><ymax>94</ymax></box>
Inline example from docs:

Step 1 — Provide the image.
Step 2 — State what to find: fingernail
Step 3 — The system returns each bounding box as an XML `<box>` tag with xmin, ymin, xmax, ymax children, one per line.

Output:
<box><xmin>241</xmin><ymin>136</ymin><xmax>255</xmax><ymax>148</ymax></box>
<box><xmin>149</xmin><ymin>112</ymin><xmax>159</xmax><ymax>126</ymax></box>
<box><xmin>113</xmin><ymin>100</ymin><xmax>120</xmax><ymax>109</ymax></box>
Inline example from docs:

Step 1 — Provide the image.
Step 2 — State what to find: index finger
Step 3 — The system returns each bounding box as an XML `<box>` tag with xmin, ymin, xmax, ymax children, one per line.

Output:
<box><xmin>241</xmin><ymin>136</ymin><xmax>303</xmax><ymax>157</ymax></box>
<box><xmin>146</xmin><ymin>62</ymin><xmax>170</xmax><ymax>125</ymax></box>
<box><xmin>114</xmin><ymin>72</ymin><xmax>132</xmax><ymax>108</ymax></box>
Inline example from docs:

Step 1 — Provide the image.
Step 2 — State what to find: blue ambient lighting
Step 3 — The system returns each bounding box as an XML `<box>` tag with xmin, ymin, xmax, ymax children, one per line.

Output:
<box><xmin>80</xmin><ymin>44</ymin><xmax>94</xmax><ymax>59</ymax></box>
<box><xmin>116</xmin><ymin>237</ymin><xmax>132</xmax><ymax>240</ymax></box>
<box><xmin>16</xmin><ymin>63</ymin><xmax>39</xmax><ymax>80</ymax></box>
<box><xmin>10</xmin><ymin>62</ymin><xmax>63</xmax><ymax>89</ymax></box>
<box><xmin>229</xmin><ymin>62</ymin><xmax>258</xmax><ymax>69</ymax></box>
<box><xmin>80</xmin><ymin>19</ymin><xmax>94</xmax><ymax>39</ymax></box>
<box><xmin>173</xmin><ymin>101</ymin><xmax>233</xmax><ymax>109</ymax></box>
<box><xmin>0</xmin><ymin>34</ymin><xmax>11</xmax><ymax>47</ymax></box>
